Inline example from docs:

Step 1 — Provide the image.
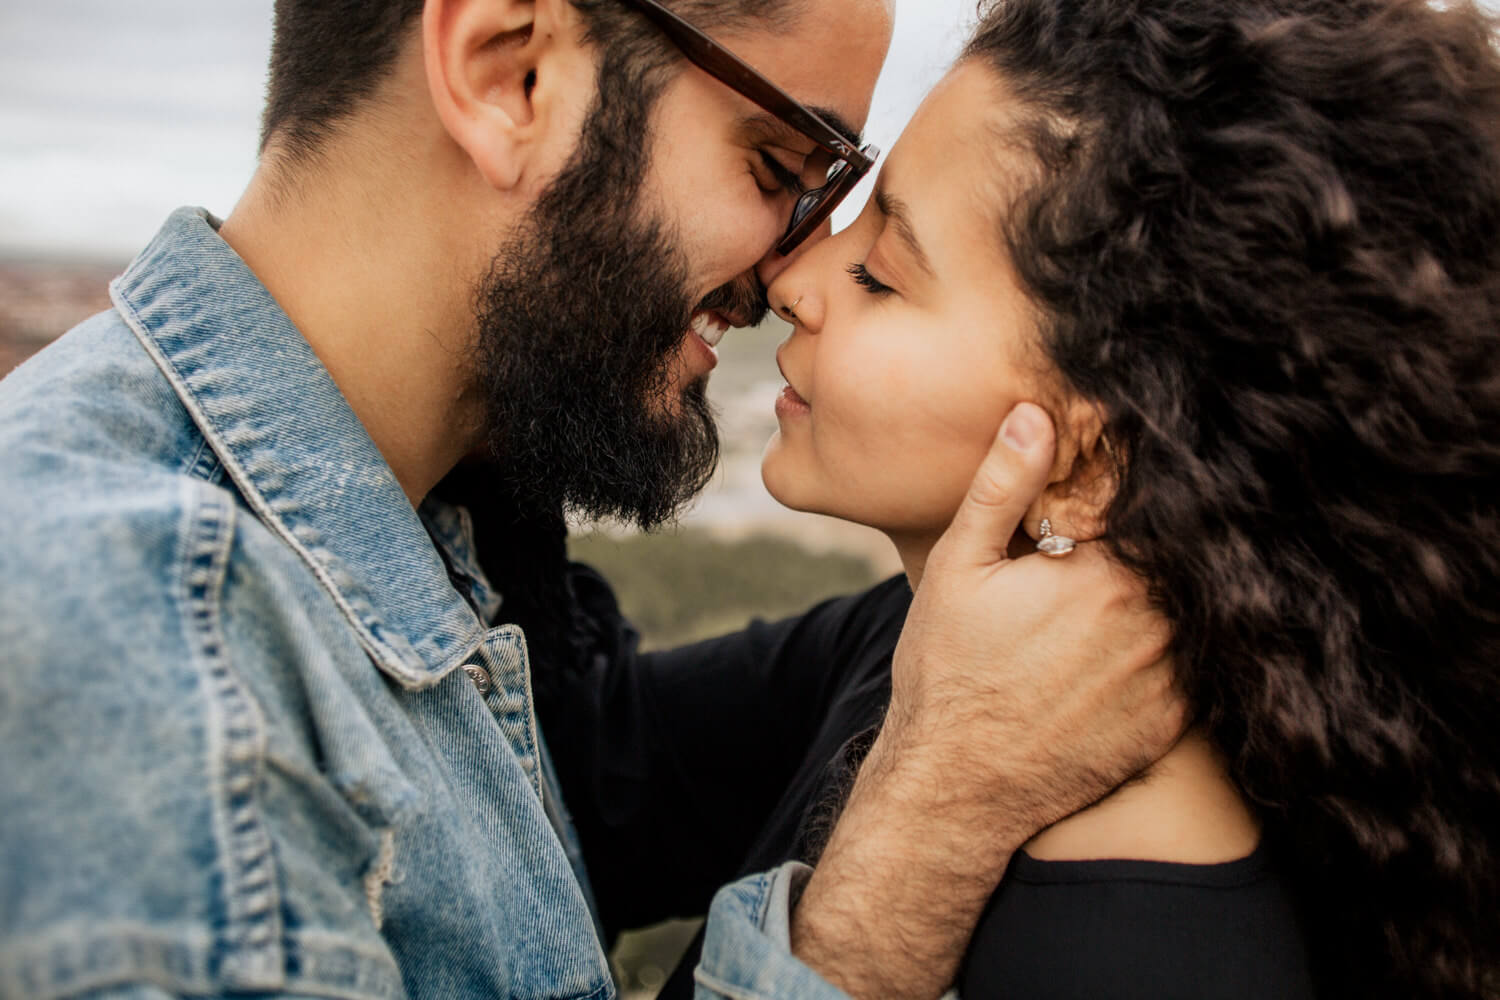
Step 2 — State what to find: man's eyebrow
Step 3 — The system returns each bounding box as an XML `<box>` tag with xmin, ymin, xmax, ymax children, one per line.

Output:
<box><xmin>740</xmin><ymin>109</ymin><xmax>866</xmax><ymax>151</ymax></box>
<box><xmin>875</xmin><ymin>188</ymin><xmax>934</xmax><ymax>278</ymax></box>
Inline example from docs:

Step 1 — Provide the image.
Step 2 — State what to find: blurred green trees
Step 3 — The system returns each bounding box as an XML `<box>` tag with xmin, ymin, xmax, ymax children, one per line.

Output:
<box><xmin>569</xmin><ymin>529</ymin><xmax>882</xmax><ymax>649</ymax></box>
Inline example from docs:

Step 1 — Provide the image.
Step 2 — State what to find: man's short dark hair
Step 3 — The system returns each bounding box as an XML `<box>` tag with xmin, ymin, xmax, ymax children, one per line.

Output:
<box><xmin>260</xmin><ymin>0</ymin><xmax>805</xmax><ymax>159</ymax></box>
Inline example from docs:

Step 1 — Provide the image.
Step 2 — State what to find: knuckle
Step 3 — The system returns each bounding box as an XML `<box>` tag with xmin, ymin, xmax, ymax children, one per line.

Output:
<box><xmin>965</xmin><ymin>472</ymin><xmax>1013</xmax><ymax>511</ymax></box>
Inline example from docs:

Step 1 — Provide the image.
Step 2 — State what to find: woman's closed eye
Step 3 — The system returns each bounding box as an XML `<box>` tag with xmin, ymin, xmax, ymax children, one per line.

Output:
<box><xmin>847</xmin><ymin>262</ymin><xmax>895</xmax><ymax>296</ymax></box>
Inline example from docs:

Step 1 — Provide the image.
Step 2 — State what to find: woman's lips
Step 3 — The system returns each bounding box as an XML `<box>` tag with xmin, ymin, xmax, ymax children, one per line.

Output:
<box><xmin>773</xmin><ymin>346</ymin><xmax>810</xmax><ymax>417</ymax></box>
<box><xmin>775</xmin><ymin>383</ymin><xmax>811</xmax><ymax>418</ymax></box>
<box><xmin>774</xmin><ymin>346</ymin><xmax>810</xmax><ymax>416</ymax></box>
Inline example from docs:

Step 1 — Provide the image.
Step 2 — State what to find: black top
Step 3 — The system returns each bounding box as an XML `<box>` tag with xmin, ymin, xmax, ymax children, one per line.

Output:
<box><xmin>534</xmin><ymin>568</ymin><xmax>1315</xmax><ymax>999</ymax></box>
<box><xmin>962</xmin><ymin>844</ymin><xmax>1315</xmax><ymax>999</ymax></box>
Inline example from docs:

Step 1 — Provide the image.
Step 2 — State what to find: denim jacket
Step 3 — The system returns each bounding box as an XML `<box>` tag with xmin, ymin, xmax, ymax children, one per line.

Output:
<box><xmin>0</xmin><ymin>209</ymin><xmax>846</xmax><ymax>1000</ymax></box>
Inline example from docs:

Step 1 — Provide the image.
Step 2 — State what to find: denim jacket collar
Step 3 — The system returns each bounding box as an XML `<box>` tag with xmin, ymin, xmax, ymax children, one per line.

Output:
<box><xmin>110</xmin><ymin>207</ymin><xmax>486</xmax><ymax>689</ymax></box>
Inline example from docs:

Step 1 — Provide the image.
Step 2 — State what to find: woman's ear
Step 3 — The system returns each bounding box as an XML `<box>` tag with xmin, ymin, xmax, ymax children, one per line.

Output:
<box><xmin>1021</xmin><ymin>400</ymin><xmax>1118</xmax><ymax>545</ymax></box>
<box><xmin>422</xmin><ymin>0</ymin><xmax>588</xmax><ymax>192</ymax></box>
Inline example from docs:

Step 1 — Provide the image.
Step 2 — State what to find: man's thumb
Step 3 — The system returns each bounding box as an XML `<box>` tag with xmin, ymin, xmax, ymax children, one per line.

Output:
<box><xmin>941</xmin><ymin>402</ymin><xmax>1056</xmax><ymax>568</ymax></box>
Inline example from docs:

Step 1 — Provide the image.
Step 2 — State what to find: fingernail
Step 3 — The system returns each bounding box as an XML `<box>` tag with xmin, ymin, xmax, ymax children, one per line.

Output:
<box><xmin>1001</xmin><ymin>404</ymin><xmax>1043</xmax><ymax>451</ymax></box>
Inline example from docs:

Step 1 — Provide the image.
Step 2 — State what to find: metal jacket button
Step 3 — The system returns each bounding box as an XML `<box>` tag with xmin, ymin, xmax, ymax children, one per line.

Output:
<box><xmin>462</xmin><ymin>664</ymin><xmax>492</xmax><ymax>695</ymax></box>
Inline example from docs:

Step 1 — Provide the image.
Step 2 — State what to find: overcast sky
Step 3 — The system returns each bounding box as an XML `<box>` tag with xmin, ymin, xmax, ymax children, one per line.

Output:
<box><xmin>3</xmin><ymin>1</ymin><xmax>1495</xmax><ymax>259</ymax></box>
<box><xmin>0</xmin><ymin>1</ymin><xmax>979</xmax><ymax>259</ymax></box>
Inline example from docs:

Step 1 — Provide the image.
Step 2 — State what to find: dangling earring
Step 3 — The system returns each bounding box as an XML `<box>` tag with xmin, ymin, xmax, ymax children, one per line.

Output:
<box><xmin>1037</xmin><ymin>517</ymin><xmax>1076</xmax><ymax>558</ymax></box>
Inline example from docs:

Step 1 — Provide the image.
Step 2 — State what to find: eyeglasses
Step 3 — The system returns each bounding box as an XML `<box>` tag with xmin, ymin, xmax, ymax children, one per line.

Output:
<box><xmin>619</xmin><ymin>0</ymin><xmax>880</xmax><ymax>254</ymax></box>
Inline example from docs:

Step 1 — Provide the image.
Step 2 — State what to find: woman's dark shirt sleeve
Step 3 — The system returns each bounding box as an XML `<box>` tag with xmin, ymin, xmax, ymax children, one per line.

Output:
<box><xmin>533</xmin><ymin>565</ymin><xmax>910</xmax><ymax>940</ymax></box>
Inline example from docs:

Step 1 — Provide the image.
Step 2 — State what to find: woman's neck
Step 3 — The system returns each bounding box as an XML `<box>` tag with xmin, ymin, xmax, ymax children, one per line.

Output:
<box><xmin>890</xmin><ymin>527</ymin><xmax>1030</xmax><ymax>592</ymax></box>
<box><xmin>891</xmin><ymin>533</ymin><xmax>939</xmax><ymax>591</ymax></box>
<box><xmin>889</xmin><ymin>529</ymin><xmax>1260</xmax><ymax>865</ymax></box>
<box><xmin>1024</xmin><ymin>727</ymin><xmax>1261</xmax><ymax>864</ymax></box>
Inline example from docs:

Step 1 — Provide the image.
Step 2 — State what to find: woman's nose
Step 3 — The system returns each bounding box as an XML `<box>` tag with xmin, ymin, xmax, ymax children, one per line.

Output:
<box><xmin>767</xmin><ymin>263</ymin><xmax>822</xmax><ymax>334</ymax></box>
<box><xmin>764</xmin><ymin>220</ymin><xmax>852</xmax><ymax>334</ymax></box>
<box><xmin>755</xmin><ymin>217</ymin><xmax>833</xmax><ymax>289</ymax></box>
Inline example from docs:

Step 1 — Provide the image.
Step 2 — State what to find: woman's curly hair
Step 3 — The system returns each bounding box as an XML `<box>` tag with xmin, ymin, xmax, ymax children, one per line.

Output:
<box><xmin>965</xmin><ymin>0</ymin><xmax>1500</xmax><ymax>994</ymax></box>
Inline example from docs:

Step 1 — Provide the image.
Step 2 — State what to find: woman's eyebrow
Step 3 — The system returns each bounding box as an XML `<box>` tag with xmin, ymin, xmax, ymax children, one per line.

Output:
<box><xmin>875</xmin><ymin>188</ymin><xmax>934</xmax><ymax>278</ymax></box>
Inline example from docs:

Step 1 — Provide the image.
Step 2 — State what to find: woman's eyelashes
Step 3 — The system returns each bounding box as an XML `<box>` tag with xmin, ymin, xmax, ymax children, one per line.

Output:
<box><xmin>847</xmin><ymin>262</ymin><xmax>895</xmax><ymax>296</ymax></box>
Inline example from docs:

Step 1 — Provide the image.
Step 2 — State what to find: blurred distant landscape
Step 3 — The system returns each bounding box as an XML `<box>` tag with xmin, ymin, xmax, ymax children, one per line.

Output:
<box><xmin>0</xmin><ymin>257</ymin><xmax>117</xmax><ymax>375</ymax></box>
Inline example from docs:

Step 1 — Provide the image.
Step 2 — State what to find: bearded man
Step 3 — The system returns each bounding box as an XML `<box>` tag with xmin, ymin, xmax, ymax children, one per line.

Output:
<box><xmin>0</xmin><ymin>1</ymin><xmax>1181</xmax><ymax>998</ymax></box>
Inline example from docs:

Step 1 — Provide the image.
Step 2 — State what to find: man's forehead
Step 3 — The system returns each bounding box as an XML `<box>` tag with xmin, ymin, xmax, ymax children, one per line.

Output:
<box><xmin>739</xmin><ymin>110</ymin><xmax>866</xmax><ymax>149</ymax></box>
<box><xmin>717</xmin><ymin>0</ymin><xmax>893</xmax><ymax>130</ymax></box>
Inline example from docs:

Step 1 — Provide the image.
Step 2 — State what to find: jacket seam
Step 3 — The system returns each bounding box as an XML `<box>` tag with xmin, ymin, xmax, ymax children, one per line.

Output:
<box><xmin>512</xmin><ymin>627</ymin><xmax>545</xmax><ymax>804</ymax></box>
<box><xmin>564</xmin><ymin>981</ymin><xmax>615</xmax><ymax>1000</ymax></box>
<box><xmin>692</xmin><ymin>967</ymin><xmax>787</xmax><ymax>1000</ymax></box>
<box><xmin>0</xmin><ymin>922</ymin><xmax>408</xmax><ymax>1000</ymax></box>
<box><xmin>182</xmin><ymin>432</ymin><xmax>224</xmax><ymax>484</ymax></box>
<box><xmin>177</xmin><ymin>480</ymin><xmax>285</xmax><ymax>989</ymax></box>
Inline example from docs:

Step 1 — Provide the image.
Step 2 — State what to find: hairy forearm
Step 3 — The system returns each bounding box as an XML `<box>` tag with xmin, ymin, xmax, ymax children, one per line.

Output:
<box><xmin>790</xmin><ymin>727</ymin><xmax>1025</xmax><ymax>999</ymax></box>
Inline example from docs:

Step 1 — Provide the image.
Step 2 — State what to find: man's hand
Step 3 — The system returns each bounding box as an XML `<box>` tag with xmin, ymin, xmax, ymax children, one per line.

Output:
<box><xmin>791</xmin><ymin>402</ymin><xmax>1185</xmax><ymax>999</ymax></box>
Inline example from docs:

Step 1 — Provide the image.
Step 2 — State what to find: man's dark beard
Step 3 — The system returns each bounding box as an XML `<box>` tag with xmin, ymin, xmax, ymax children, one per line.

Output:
<box><xmin>471</xmin><ymin>88</ymin><xmax>765</xmax><ymax>529</ymax></box>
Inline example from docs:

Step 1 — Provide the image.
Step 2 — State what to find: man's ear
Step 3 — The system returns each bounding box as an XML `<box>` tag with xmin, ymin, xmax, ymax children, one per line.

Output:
<box><xmin>1022</xmin><ymin>400</ymin><xmax>1118</xmax><ymax>544</ymax></box>
<box><xmin>422</xmin><ymin>0</ymin><xmax>585</xmax><ymax>191</ymax></box>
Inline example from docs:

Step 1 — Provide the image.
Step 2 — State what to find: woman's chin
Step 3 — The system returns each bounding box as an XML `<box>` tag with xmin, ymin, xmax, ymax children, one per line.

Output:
<box><xmin>759</xmin><ymin>440</ymin><xmax>796</xmax><ymax>503</ymax></box>
<box><xmin>761</xmin><ymin>452</ymin><xmax>828</xmax><ymax>519</ymax></box>
<box><xmin>760</xmin><ymin>470</ymin><xmax>814</xmax><ymax>516</ymax></box>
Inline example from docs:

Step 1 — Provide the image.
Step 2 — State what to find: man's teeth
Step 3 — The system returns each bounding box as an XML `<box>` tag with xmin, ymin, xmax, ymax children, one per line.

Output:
<box><xmin>691</xmin><ymin>312</ymin><xmax>730</xmax><ymax>349</ymax></box>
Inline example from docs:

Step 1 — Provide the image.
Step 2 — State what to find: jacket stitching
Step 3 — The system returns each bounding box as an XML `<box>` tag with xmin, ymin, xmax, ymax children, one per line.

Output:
<box><xmin>178</xmin><ymin>481</ymin><xmax>285</xmax><ymax>989</ymax></box>
<box><xmin>182</xmin><ymin>433</ymin><xmax>224</xmax><ymax>485</ymax></box>
<box><xmin>0</xmin><ymin>923</ymin><xmax>409</xmax><ymax>1000</ymax></box>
